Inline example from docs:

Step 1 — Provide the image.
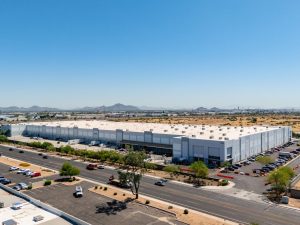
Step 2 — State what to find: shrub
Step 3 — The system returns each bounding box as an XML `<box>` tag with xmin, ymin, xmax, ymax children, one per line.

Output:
<box><xmin>94</xmin><ymin>186</ymin><xmax>98</xmax><ymax>190</ymax></box>
<box><xmin>0</xmin><ymin>135</ymin><xmax>8</xmax><ymax>142</ymax></box>
<box><xmin>183</xmin><ymin>209</ymin><xmax>189</xmax><ymax>214</ymax></box>
<box><xmin>123</xmin><ymin>193</ymin><xmax>126</xmax><ymax>196</ymax></box>
<box><xmin>168</xmin><ymin>206</ymin><xmax>173</xmax><ymax>209</ymax></box>
<box><xmin>220</xmin><ymin>179</ymin><xmax>229</xmax><ymax>186</ymax></box>
<box><xmin>145</xmin><ymin>200</ymin><xmax>150</xmax><ymax>205</ymax></box>
<box><xmin>114</xmin><ymin>192</ymin><xmax>117</xmax><ymax>196</ymax></box>
<box><xmin>27</xmin><ymin>184</ymin><xmax>32</xmax><ymax>190</ymax></box>
<box><xmin>44</xmin><ymin>180</ymin><xmax>52</xmax><ymax>186</ymax></box>
<box><xmin>19</xmin><ymin>163</ymin><xmax>30</xmax><ymax>167</ymax></box>
<box><xmin>104</xmin><ymin>187</ymin><xmax>107</xmax><ymax>191</ymax></box>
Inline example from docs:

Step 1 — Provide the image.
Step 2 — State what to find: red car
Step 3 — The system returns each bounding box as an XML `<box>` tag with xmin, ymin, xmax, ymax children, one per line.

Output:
<box><xmin>31</xmin><ymin>172</ymin><xmax>41</xmax><ymax>178</ymax></box>
<box><xmin>86</xmin><ymin>164</ymin><xmax>98</xmax><ymax>170</ymax></box>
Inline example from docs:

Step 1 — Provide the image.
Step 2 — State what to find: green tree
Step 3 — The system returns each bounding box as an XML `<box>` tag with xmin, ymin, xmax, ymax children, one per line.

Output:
<box><xmin>123</xmin><ymin>150</ymin><xmax>147</xmax><ymax>199</ymax></box>
<box><xmin>0</xmin><ymin>135</ymin><xmax>8</xmax><ymax>142</ymax></box>
<box><xmin>144</xmin><ymin>162</ymin><xmax>157</xmax><ymax>171</ymax></box>
<box><xmin>221</xmin><ymin>161</ymin><xmax>231</xmax><ymax>168</ymax></box>
<box><xmin>59</xmin><ymin>162</ymin><xmax>80</xmax><ymax>180</ymax></box>
<box><xmin>189</xmin><ymin>161</ymin><xmax>208</xmax><ymax>186</ymax></box>
<box><xmin>256</xmin><ymin>156</ymin><xmax>274</xmax><ymax>165</ymax></box>
<box><xmin>41</xmin><ymin>142</ymin><xmax>54</xmax><ymax>150</ymax></box>
<box><xmin>163</xmin><ymin>164</ymin><xmax>180</xmax><ymax>178</ymax></box>
<box><xmin>268</xmin><ymin>167</ymin><xmax>295</xmax><ymax>201</ymax></box>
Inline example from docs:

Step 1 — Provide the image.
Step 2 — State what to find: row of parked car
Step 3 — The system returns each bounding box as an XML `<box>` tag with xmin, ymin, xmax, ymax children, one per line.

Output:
<box><xmin>226</xmin><ymin>142</ymin><xmax>296</xmax><ymax>173</ymax></box>
<box><xmin>254</xmin><ymin>148</ymin><xmax>300</xmax><ymax>174</ymax></box>
<box><xmin>9</xmin><ymin>166</ymin><xmax>41</xmax><ymax>177</ymax></box>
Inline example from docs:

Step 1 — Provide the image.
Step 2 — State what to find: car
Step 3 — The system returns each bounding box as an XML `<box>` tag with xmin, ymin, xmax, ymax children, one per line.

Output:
<box><xmin>17</xmin><ymin>169</ymin><xmax>30</xmax><ymax>175</ymax></box>
<box><xmin>38</xmin><ymin>153</ymin><xmax>43</xmax><ymax>156</ymax></box>
<box><xmin>228</xmin><ymin>167</ymin><xmax>235</xmax><ymax>171</ymax></box>
<box><xmin>261</xmin><ymin>167</ymin><xmax>271</xmax><ymax>172</ymax></box>
<box><xmin>74</xmin><ymin>186</ymin><xmax>83</xmax><ymax>197</ymax></box>
<box><xmin>0</xmin><ymin>176</ymin><xmax>4</xmax><ymax>180</ymax></box>
<box><xmin>12</xmin><ymin>185</ymin><xmax>21</xmax><ymax>191</ymax></box>
<box><xmin>232</xmin><ymin>165</ymin><xmax>239</xmax><ymax>170</ymax></box>
<box><xmin>43</xmin><ymin>155</ymin><xmax>48</xmax><ymax>159</ymax></box>
<box><xmin>0</xmin><ymin>178</ymin><xmax>11</xmax><ymax>185</ymax></box>
<box><xmin>11</xmin><ymin>202</ymin><xmax>23</xmax><ymax>210</ymax></box>
<box><xmin>249</xmin><ymin>158</ymin><xmax>256</xmax><ymax>162</ymax></box>
<box><xmin>17</xmin><ymin>169</ymin><xmax>26</xmax><ymax>174</ymax></box>
<box><xmin>9</xmin><ymin>148</ymin><xmax>13</xmax><ymax>151</ymax></box>
<box><xmin>243</xmin><ymin>161</ymin><xmax>251</xmax><ymax>165</ymax></box>
<box><xmin>25</xmin><ymin>171</ymin><xmax>33</xmax><ymax>176</ymax></box>
<box><xmin>17</xmin><ymin>183</ymin><xmax>28</xmax><ymax>190</ymax></box>
<box><xmin>234</xmin><ymin>164</ymin><xmax>242</xmax><ymax>168</ymax></box>
<box><xmin>9</xmin><ymin>166</ymin><xmax>19</xmax><ymax>171</ymax></box>
<box><xmin>155</xmin><ymin>180</ymin><xmax>166</xmax><ymax>186</ymax></box>
<box><xmin>86</xmin><ymin>164</ymin><xmax>98</xmax><ymax>170</ymax></box>
<box><xmin>98</xmin><ymin>165</ymin><xmax>105</xmax><ymax>169</ymax></box>
<box><xmin>31</xmin><ymin>172</ymin><xmax>41</xmax><ymax>177</ymax></box>
<box><xmin>253</xmin><ymin>169</ymin><xmax>261</xmax><ymax>174</ymax></box>
<box><xmin>19</xmin><ymin>150</ymin><xmax>24</xmax><ymax>153</ymax></box>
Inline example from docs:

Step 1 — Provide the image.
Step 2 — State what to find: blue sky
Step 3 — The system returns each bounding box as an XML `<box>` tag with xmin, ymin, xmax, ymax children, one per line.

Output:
<box><xmin>0</xmin><ymin>0</ymin><xmax>299</xmax><ymax>109</ymax></box>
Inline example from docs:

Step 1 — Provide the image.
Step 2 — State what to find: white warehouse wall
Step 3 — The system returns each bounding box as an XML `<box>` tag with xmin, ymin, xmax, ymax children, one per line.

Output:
<box><xmin>5</xmin><ymin>124</ymin><xmax>293</xmax><ymax>164</ymax></box>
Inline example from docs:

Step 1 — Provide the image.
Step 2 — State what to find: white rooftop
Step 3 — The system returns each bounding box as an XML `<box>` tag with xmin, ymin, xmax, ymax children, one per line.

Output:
<box><xmin>24</xmin><ymin>120</ymin><xmax>283</xmax><ymax>141</ymax></box>
<box><xmin>0</xmin><ymin>189</ymin><xmax>70</xmax><ymax>225</ymax></box>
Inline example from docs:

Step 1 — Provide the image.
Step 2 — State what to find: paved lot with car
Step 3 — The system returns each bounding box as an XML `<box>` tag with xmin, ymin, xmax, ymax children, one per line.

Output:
<box><xmin>222</xmin><ymin>142</ymin><xmax>300</xmax><ymax>194</ymax></box>
<box><xmin>0</xmin><ymin>162</ymin><xmax>59</xmax><ymax>187</ymax></box>
<box><xmin>24</xmin><ymin>181</ymin><xmax>184</xmax><ymax>225</ymax></box>
<box><xmin>3</xmin><ymin>145</ymin><xmax>300</xmax><ymax>225</ymax></box>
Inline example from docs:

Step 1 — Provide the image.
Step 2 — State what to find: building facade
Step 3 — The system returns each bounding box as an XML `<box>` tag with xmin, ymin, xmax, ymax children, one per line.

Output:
<box><xmin>1</xmin><ymin>121</ymin><xmax>292</xmax><ymax>165</ymax></box>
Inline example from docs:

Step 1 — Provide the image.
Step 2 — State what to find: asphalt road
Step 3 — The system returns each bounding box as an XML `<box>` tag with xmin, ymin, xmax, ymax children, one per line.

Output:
<box><xmin>1</xmin><ymin>145</ymin><xmax>300</xmax><ymax>225</ymax></box>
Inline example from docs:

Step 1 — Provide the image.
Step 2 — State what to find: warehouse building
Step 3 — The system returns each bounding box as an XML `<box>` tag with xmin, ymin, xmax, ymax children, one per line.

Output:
<box><xmin>1</xmin><ymin>121</ymin><xmax>292</xmax><ymax>166</ymax></box>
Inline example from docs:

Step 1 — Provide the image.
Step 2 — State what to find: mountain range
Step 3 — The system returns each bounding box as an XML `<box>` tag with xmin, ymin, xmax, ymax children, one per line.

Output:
<box><xmin>0</xmin><ymin>104</ymin><xmax>140</xmax><ymax>113</ymax></box>
<box><xmin>0</xmin><ymin>104</ymin><xmax>298</xmax><ymax>113</ymax></box>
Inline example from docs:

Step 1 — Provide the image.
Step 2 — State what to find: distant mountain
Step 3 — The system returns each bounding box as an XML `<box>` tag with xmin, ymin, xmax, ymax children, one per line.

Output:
<box><xmin>0</xmin><ymin>105</ymin><xmax>60</xmax><ymax>112</ymax></box>
<box><xmin>98</xmin><ymin>103</ymin><xmax>140</xmax><ymax>112</ymax></box>
<box><xmin>195</xmin><ymin>107</ymin><xmax>208</xmax><ymax>112</ymax></box>
<box><xmin>0</xmin><ymin>104</ymin><xmax>140</xmax><ymax>113</ymax></box>
<box><xmin>71</xmin><ymin>103</ymin><xmax>140</xmax><ymax>112</ymax></box>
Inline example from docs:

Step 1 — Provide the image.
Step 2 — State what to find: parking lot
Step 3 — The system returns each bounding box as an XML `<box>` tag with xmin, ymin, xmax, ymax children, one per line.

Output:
<box><xmin>222</xmin><ymin>141</ymin><xmax>300</xmax><ymax>194</ymax></box>
<box><xmin>24</xmin><ymin>181</ymin><xmax>184</xmax><ymax>225</ymax></box>
<box><xmin>0</xmin><ymin>162</ymin><xmax>59</xmax><ymax>187</ymax></box>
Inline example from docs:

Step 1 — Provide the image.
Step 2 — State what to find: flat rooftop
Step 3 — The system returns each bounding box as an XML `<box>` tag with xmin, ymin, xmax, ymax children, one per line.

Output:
<box><xmin>0</xmin><ymin>188</ymin><xmax>70</xmax><ymax>225</ymax></box>
<box><xmin>22</xmin><ymin>120</ymin><xmax>284</xmax><ymax>141</ymax></box>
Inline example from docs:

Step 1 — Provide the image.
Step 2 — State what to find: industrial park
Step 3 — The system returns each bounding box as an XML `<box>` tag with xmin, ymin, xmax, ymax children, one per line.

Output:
<box><xmin>2</xmin><ymin>0</ymin><xmax>300</xmax><ymax>224</ymax></box>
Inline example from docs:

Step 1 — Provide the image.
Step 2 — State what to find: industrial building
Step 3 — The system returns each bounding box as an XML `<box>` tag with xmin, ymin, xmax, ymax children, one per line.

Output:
<box><xmin>1</xmin><ymin>121</ymin><xmax>292</xmax><ymax>166</ymax></box>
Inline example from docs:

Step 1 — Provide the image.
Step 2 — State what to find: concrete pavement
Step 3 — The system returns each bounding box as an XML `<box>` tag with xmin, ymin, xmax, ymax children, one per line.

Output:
<box><xmin>1</xmin><ymin>145</ymin><xmax>300</xmax><ymax>225</ymax></box>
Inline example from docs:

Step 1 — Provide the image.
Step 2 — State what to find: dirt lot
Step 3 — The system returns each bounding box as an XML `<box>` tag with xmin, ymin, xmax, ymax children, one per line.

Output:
<box><xmin>110</xmin><ymin>114</ymin><xmax>300</xmax><ymax>133</ymax></box>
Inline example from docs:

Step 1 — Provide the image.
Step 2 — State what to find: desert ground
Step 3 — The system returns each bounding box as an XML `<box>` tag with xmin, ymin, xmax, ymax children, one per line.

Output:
<box><xmin>110</xmin><ymin>114</ymin><xmax>300</xmax><ymax>133</ymax></box>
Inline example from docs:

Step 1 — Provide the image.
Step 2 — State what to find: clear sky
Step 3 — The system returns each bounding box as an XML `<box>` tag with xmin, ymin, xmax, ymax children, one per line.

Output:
<box><xmin>0</xmin><ymin>0</ymin><xmax>299</xmax><ymax>109</ymax></box>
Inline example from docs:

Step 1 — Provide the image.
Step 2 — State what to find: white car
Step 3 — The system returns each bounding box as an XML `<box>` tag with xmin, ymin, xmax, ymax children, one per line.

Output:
<box><xmin>11</xmin><ymin>202</ymin><xmax>23</xmax><ymax>210</ymax></box>
<box><xmin>17</xmin><ymin>169</ymin><xmax>27</xmax><ymax>174</ymax></box>
<box><xmin>74</xmin><ymin>186</ymin><xmax>83</xmax><ymax>197</ymax></box>
<box><xmin>17</xmin><ymin>183</ymin><xmax>28</xmax><ymax>190</ymax></box>
<box><xmin>25</xmin><ymin>171</ymin><xmax>33</xmax><ymax>176</ymax></box>
<box><xmin>17</xmin><ymin>169</ymin><xmax>30</xmax><ymax>175</ymax></box>
<box><xmin>9</xmin><ymin>166</ymin><xmax>19</xmax><ymax>171</ymax></box>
